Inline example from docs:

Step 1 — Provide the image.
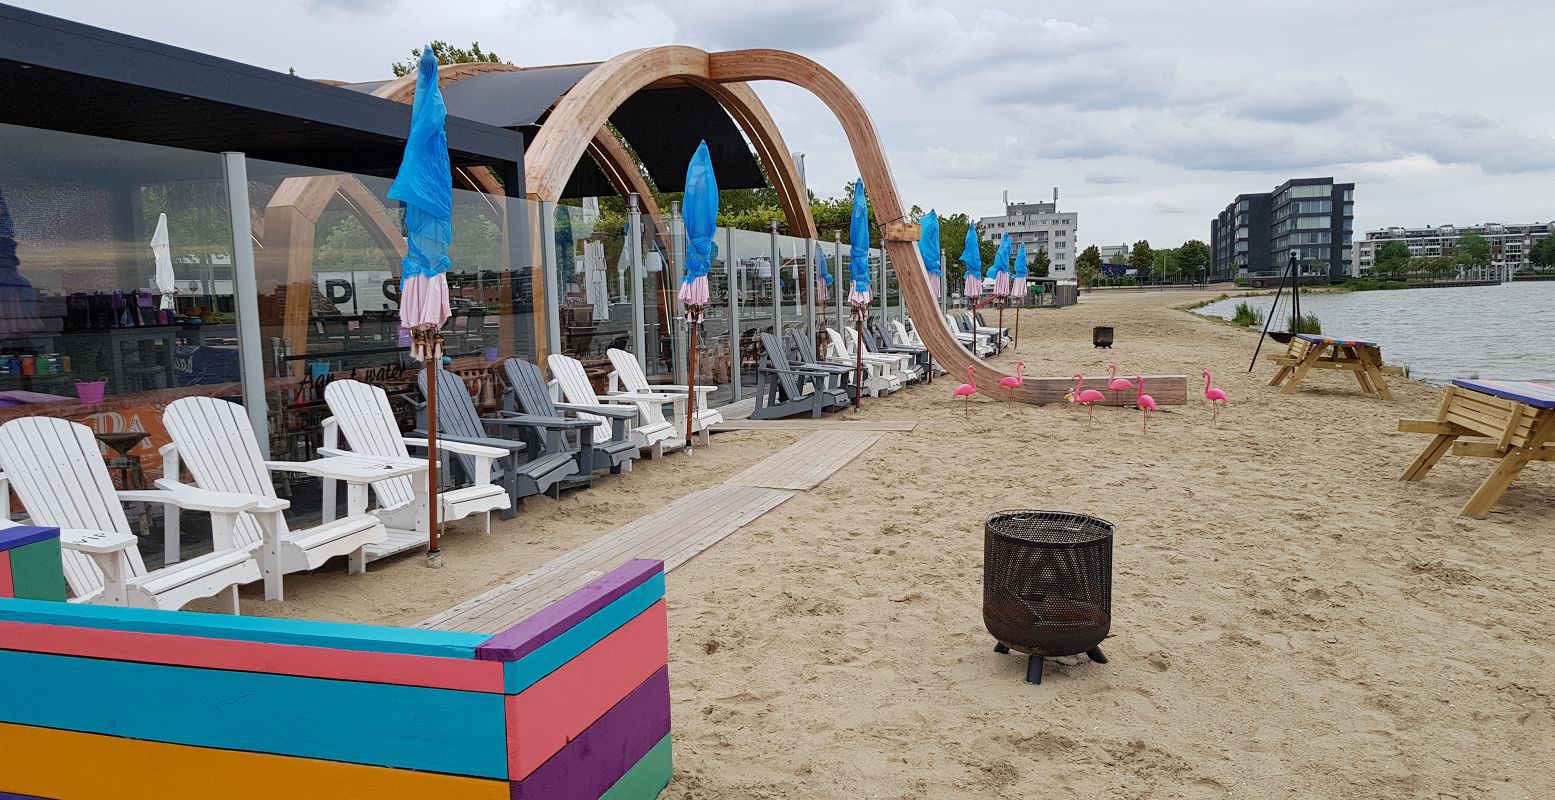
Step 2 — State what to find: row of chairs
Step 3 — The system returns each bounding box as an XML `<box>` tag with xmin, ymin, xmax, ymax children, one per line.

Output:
<box><xmin>0</xmin><ymin>350</ymin><xmax>726</xmax><ymax>612</ymax></box>
<box><xmin>750</xmin><ymin>317</ymin><xmax>946</xmax><ymax>420</ymax></box>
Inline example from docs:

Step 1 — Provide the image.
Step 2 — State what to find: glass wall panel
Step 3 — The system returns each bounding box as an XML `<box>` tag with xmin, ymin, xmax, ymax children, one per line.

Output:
<box><xmin>552</xmin><ymin>202</ymin><xmax>632</xmax><ymax>393</ymax></box>
<box><xmin>246</xmin><ymin>160</ymin><xmax>537</xmax><ymax>462</ymax></box>
<box><xmin>674</xmin><ymin>222</ymin><xmax>732</xmax><ymax>407</ymax></box>
<box><xmin>728</xmin><ymin>227</ymin><xmax>774</xmax><ymax>397</ymax></box>
<box><xmin>777</xmin><ymin>234</ymin><xmax>811</xmax><ymax>344</ymax></box>
<box><xmin>0</xmin><ymin>123</ymin><xmax>237</xmax><ymax>486</ymax></box>
<box><xmin>640</xmin><ymin>212</ymin><xmax>676</xmax><ymax>382</ymax></box>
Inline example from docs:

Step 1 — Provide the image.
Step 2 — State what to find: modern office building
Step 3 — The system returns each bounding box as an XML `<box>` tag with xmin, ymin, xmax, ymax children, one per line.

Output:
<box><xmin>1353</xmin><ymin>221</ymin><xmax>1553</xmax><ymax>281</ymax></box>
<box><xmin>1097</xmin><ymin>244</ymin><xmax>1129</xmax><ymax>264</ymax></box>
<box><xmin>1210</xmin><ymin>177</ymin><xmax>1353</xmax><ymax>281</ymax></box>
<box><xmin>978</xmin><ymin>193</ymin><xmax>1078</xmax><ymax>280</ymax></box>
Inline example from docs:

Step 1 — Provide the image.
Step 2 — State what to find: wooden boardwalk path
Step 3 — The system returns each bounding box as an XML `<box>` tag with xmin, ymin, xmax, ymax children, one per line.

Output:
<box><xmin>713</xmin><ymin>419</ymin><xmax>916</xmax><ymax>432</ymax></box>
<box><xmin>421</xmin><ymin>430</ymin><xmax>884</xmax><ymax>632</ymax></box>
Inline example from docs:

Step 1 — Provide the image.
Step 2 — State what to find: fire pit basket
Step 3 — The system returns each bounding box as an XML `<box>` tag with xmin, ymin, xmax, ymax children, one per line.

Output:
<box><xmin>1092</xmin><ymin>326</ymin><xmax>1114</xmax><ymax>348</ymax></box>
<box><xmin>984</xmin><ymin>510</ymin><xmax>1113</xmax><ymax>684</ymax></box>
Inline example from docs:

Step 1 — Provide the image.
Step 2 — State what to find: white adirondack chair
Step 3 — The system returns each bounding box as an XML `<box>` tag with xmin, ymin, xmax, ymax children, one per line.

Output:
<box><xmin>605</xmin><ymin>348</ymin><xmax>722</xmax><ymax>447</ymax></box>
<box><xmin>955</xmin><ymin>311</ymin><xmax>1006</xmax><ymax>350</ymax></box>
<box><xmin>824</xmin><ymin>327</ymin><xmax>903</xmax><ymax>397</ymax></box>
<box><xmin>161</xmin><ymin>397</ymin><xmax>388</xmax><ymax>601</ymax></box>
<box><xmin>892</xmin><ymin>318</ymin><xmax>948</xmax><ymax>377</ymax></box>
<box><xmin>942</xmin><ymin>313</ymin><xmax>995</xmax><ymax>356</ymax></box>
<box><xmin>322</xmin><ymin>379</ymin><xmax>511</xmax><ymax>560</ymax></box>
<box><xmin>549</xmin><ymin>353</ymin><xmax>679</xmax><ymax>459</ymax></box>
<box><xmin>844</xmin><ymin>325</ymin><xmax>921</xmax><ymax>384</ymax></box>
<box><xmin>0</xmin><ymin>417</ymin><xmax>262</xmax><ymax>612</ymax></box>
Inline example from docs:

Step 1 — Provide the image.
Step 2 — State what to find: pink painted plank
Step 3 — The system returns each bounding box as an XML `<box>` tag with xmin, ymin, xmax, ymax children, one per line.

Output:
<box><xmin>478</xmin><ymin>559</ymin><xmax>663</xmax><ymax>662</ymax></box>
<box><xmin>0</xmin><ymin>553</ymin><xmax>12</xmax><ymax>599</ymax></box>
<box><xmin>506</xmin><ymin>601</ymin><xmax>668</xmax><ymax>779</ymax></box>
<box><xmin>509</xmin><ymin>666</ymin><xmax>671</xmax><ymax>800</ymax></box>
<box><xmin>0</xmin><ymin>620</ymin><xmax>504</xmax><ymax>693</ymax></box>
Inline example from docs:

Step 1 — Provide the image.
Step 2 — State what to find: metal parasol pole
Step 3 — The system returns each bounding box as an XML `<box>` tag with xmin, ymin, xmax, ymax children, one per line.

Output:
<box><xmin>853</xmin><ymin>306</ymin><xmax>864</xmax><ymax>411</ymax></box>
<box><xmin>685</xmin><ymin>308</ymin><xmax>699</xmax><ymax>453</ymax></box>
<box><xmin>417</xmin><ymin>328</ymin><xmax>443</xmax><ymax>564</ymax></box>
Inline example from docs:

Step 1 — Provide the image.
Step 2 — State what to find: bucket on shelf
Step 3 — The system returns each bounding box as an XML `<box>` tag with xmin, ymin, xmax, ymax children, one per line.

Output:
<box><xmin>75</xmin><ymin>380</ymin><xmax>107</xmax><ymax>404</ymax></box>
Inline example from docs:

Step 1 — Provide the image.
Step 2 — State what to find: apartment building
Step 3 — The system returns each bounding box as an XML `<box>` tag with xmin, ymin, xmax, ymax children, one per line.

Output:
<box><xmin>1353</xmin><ymin>221</ymin><xmax>1554</xmax><ymax>281</ymax></box>
<box><xmin>977</xmin><ymin>194</ymin><xmax>1078</xmax><ymax>280</ymax></box>
<box><xmin>1211</xmin><ymin>177</ymin><xmax>1353</xmax><ymax>281</ymax></box>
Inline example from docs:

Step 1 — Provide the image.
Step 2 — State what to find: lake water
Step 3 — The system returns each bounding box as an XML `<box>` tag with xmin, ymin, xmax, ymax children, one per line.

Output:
<box><xmin>1192</xmin><ymin>281</ymin><xmax>1555</xmax><ymax>385</ymax></box>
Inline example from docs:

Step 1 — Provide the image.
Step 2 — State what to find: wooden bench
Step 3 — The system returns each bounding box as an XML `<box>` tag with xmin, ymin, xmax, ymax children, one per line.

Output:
<box><xmin>1267</xmin><ymin>333</ymin><xmax>1393</xmax><ymax>400</ymax></box>
<box><xmin>1399</xmin><ymin>380</ymin><xmax>1555</xmax><ymax>518</ymax></box>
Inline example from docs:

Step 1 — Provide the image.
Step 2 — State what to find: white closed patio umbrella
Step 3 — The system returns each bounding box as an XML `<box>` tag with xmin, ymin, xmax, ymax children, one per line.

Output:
<box><xmin>150</xmin><ymin>212</ymin><xmax>176</xmax><ymax>310</ymax></box>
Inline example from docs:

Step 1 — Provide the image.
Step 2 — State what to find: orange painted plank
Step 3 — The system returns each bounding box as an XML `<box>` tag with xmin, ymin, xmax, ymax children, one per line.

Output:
<box><xmin>0</xmin><ymin>722</ymin><xmax>510</xmax><ymax>800</ymax></box>
<box><xmin>506</xmin><ymin>601</ymin><xmax>668</xmax><ymax>780</ymax></box>
<box><xmin>0</xmin><ymin>620</ymin><xmax>503</xmax><ymax>693</ymax></box>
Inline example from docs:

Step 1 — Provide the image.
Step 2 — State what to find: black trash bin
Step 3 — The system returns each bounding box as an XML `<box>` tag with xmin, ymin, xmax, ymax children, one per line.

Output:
<box><xmin>1093</xmin><ymin>326</ymin><xmax>1114</xmax><ymax>348</ymax></box>
<box><xmin>983</xmin><ymin>510</ymin><xmax>1114</xmax><ymax>684</ymax></box>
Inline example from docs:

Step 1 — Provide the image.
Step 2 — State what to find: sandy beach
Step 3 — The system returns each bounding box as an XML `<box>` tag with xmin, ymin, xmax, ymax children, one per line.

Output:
<box><xmin>266</xmin><ymin>289</ymin><xmax>1553</xmax><ymax>798</ymax></box>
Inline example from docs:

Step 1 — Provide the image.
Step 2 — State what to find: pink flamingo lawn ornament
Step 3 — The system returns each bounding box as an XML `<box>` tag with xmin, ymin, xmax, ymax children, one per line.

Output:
<box><xmin>1072</xmin><ymin>373</ymin><xmax>1107</xmax><ymax>427</ymax></box>
<box><xmin>1136</xmin><ymin>375</ymin><xmax>1156</xmax><ymax>433</ymax></box>
<box><xmin>1107</xmin><ymin>363</ymin><xmax>1134</xmax><ymax>403</ymax></box>
<box><xmin>1203</xmin><ymin>369</ymin><xmax>1229</xmax><ymax>422</ymax></box>
<box><xmin>998</xmin><ymin>361</ymin><xmax>1024</xmax><ymax>400</ymax></box>
<box><xmin>952</xmin><ymin>365</ymin><xmax>977</xmax><ymax>419</ymax></box>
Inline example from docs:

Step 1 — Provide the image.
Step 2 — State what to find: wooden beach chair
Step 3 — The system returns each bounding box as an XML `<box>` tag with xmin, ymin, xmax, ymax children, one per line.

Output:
<box><xmin>550</xmin><ymin>353</ymin><xmax>680</xmax><ymax>459</ymax></box>
<box><xmin>502</xmin><ymin>357</ymin><xmax>639</xmax><ymax>476</ymax></box>
<box><xmin>322</xmin><ymin>379</ymin><xmax>511</xmax><ymax>559</ymax></box>
<box><xmin>847</xmin><ymin>324</ymin><xmax>922</xmax><ymax>384</ymax></box>
<box><xmin>0</xmin><ymin>416</ymin><xmax>262</xmax><ymax>611</ymax></box>
<box><xmin>786</xmin><ymin>329</ymin><xmax>858</xmax><ymax>402</ymax></box>
<box><xmin>162</xmin><ymin>397</ymin><xmax>390</xmax><ymax>601</ymax></box>
<box><xmin>954</xmin><ymin>312</ymin><xmax>1004</xmax><ymax>354</ymax></box>
<box><xmin>866</xmin><ymin>320</ymin><xmax>933</xmax><ymax>380</ymax></box>
<box><xmin>606</xmin><ymin>347</ymin><xmax>722</xmax><ymax>447</ymax></box>
<box><xmin>1267</xmin><ymin>333</ymin><xmax>1393</xmax><ymax>399</ymax></box>
<box><xmin>1399</xmin><ymin>380</ymin><xmax>1555</xmax><ymax>518</ymax></box>
<box><xmin>824</xmin><ymin>326</ymin><xmax>902</xmax><ymax>397</ymax></box>
<box><xmin>416</xmin><ymin>367</ymin><xmax>582</xmax><ymax>512</ymax></box>
<box><xmin>752</xmin><ymin>332</ymin><xmax>848</xmax><ymax>419</ymax></box>
<box><xmin>942</xmin><ymin>312</ymin><xmax>995</xmax><ymax>356</ymax></box>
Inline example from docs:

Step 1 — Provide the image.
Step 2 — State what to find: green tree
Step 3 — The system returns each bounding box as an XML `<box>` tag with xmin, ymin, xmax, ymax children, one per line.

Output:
<box><xmin>1375</xmin><ymin>240</ymin><xmax>1411</xmax><ymax>276</ymax></box>
<box><xmin>1530</xmin><ymin>236</ymin><xmax>1555</xmax><ymax>270</ymax></box>
<box><xmin>1452</xmin><ymin>232</ymin><xmax>1492</xmax><ymax>269</ymax></box>
<box><xmin>1128</xmin><ymin>240</ymin><xmax>1154</xmax><ymax>276</ymax></box>
<box><xmin>1176</xmin><ymin>239</ymin><xmax>1210</xmax><ymax>282</ymax></box>
<box><xmin>1076</xmin><ymin>245</ymin><xmax>1103</xmax><ymax>288</ymax></box>
<box><xmin>392</xmin><ymin>41</ymin><xmax>508</xmax><ymax>76</ymax></box>
<box><xmin>1030</xmin><ymin>248</ymin><xmax>1051</xmax><ymax>278</ymax></box>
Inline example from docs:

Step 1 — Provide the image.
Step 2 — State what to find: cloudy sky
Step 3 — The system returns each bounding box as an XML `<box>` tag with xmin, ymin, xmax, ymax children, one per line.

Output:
<box><xmin>21</xmin><ymin>0</ymin><xmax>1555</xmax><ymax>248</ymax></box>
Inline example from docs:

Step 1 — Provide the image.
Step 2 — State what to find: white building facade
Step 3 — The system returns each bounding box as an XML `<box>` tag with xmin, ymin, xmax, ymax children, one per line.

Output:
<box><xmin>978</xmin><ymin>200</ymin><xmax>1079</xmax><ymax>280</ymax></box>
<box><xmin>1353</xmin><ymin>221</ymin><xmax>1554</xmax><ymax>281</ymax></box>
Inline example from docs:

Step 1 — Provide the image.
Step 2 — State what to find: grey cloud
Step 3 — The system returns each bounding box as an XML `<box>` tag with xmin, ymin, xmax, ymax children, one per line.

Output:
<box><xmin>1230</xmin><ymin>78</ymin><xmax>1360</xmax><ymax>123</ymax></box>
<box><xmin>304</xmin><ymin>0</ymin><xmax>394</xmax><ymax>12</ymax></box>
<box><xmin>1084</xmin><ymin>170</ymin><xmax>1134</xmax><ymax>185</ymax></box>
<box><xmin>1151</xmin><ymin>199</ymin><xmax>1192</xmax><ymax>215</ymax></box>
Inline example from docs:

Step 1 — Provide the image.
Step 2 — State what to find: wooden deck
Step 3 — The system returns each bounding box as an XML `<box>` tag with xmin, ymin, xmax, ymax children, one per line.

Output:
<box><xmin>420</xmin><ymin>430</ymin><xmax>886</xmax><ymax>633</ymax></box>
<box><xmin>726</xmin><ymin>431</ymin><xmax>882</xmax><ymax>490</ymax></box>
<box><xmin>714</xmin><ymin>419</ymin><xmax>917</xmax><ymax>432</ymax></box>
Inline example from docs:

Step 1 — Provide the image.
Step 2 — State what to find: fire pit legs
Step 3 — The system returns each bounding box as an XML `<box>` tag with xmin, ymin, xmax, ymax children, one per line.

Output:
<box><xmin>1026</xmin><ymin>655</ymin><xmax>1045</xmax><ymax>684</ymax></box>
<box><xmin>1086</xmin><ymin>647</ymin><xmax>1108</xmax><ymax>664</ymax></box>
<box><xmin>993</xmin><ymin>643</ymin><xmax>1010</xmax><ymax>654</ymax></box>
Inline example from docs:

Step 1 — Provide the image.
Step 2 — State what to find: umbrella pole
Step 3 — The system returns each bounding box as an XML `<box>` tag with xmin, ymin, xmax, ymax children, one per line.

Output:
<box><xmin>998</xmin><ymin>303</ymin><xmax>1005</xmax><ymax>350</ymax></box>
<box><xmin>685</xmin><ymin>310</ymin><xmax>699</xmax><ymax>453</ymax></box>
<box><xmin>419</xmin><ymin>329</ymin><xmax>442</xmax><ymax>567</ymax></box>
<box><xmin>1014</xmin><ymin>303</ymin><xmax>1022</xmax><ymax>350</ymax></box>
<box><xmin>853</xmin><ymin>310</ymin><xmax>864</xmax><ymax>411</ymax></box>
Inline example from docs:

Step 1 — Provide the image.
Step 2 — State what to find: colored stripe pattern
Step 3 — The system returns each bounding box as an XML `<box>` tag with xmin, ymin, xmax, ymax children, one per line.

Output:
<box><xmin>0</xmin><ymin>559</ymin><xmax>671</xmax><ymax>799</ymax></box>
<box><xmin>0</xmin><ymin>528</ymin><xmax>63</xmax><ymax>602</ymax></box>
<box><xmin>1296</xmin><ymin>333</ymin><xmax>1378</xmax><ymax>348</ymax></box>
<box><xmin>1452</xmin><ymin>379</ymin><xmax>1555</xmax><ymax>410</ymax></box>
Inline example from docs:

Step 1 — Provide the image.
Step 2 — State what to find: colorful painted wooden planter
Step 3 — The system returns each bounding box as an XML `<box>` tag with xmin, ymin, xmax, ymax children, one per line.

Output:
<box><xmin>0</xmin><ymin>544</ymin><xmax>671</xmax><ymax>800</ymax></box>
<box><xmin>0</xmin><ymin>526</ymin><xmax>65</xmax><ymax>601</ymax></box>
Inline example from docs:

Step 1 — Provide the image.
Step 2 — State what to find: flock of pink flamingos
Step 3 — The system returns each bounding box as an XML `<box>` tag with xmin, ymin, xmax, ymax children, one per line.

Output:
<box><xmin>951</xmin><ymin>362</ymin><xmax>1230</xmax><ymax>431</ymax></box>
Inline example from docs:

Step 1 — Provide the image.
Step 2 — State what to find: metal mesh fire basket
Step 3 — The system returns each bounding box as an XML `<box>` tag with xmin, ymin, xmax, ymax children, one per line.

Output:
<box><xmin>983</xmin><ymin>510</ymin><xmax>1113</xmax><ymax>684</ymax></box>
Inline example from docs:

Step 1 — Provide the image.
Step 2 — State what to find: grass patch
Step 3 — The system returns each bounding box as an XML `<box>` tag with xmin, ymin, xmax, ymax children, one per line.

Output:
<box><xmin>1289</xmin><ymin>312</ymin><xmax>1322</xmax><ymax>334</ymax></box>
<box><xmin>1182</xmin><ymin>293</ymin><xmax>1230</xmax><ymax>310</ymax></box>
<box><xmin>1231</xmin><ymin>302</ymin><xmax>1264</xmax><ymax>327</ymax></box>
<box><xmin>1334</xmin><ymin>278</ymin><xmax>1412</xmax><ymax>292</ymax></box>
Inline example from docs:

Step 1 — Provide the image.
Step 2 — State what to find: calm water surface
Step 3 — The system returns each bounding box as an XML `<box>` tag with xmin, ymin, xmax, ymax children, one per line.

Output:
<box><xmin>1193</xmin><ymin>281</ymin><xmax>1555</xmax><ymax>385</ymax></box>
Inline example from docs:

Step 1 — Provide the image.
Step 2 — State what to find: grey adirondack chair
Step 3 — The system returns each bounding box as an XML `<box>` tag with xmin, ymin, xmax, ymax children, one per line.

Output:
<box><xmin>785</xmin><ymin>329</ymin><xmax>857</xmax><ymax>402</ymax></box>
<box><xmin>865</xmin><ymin>322</ymin><xmax>932</xmax><ymax>383</ymax></box>
<box><xmin>415</xmin><ymin>367</ymin><xmax>581</xmax><ymax>514</ymax></box>
<box><xmin>752</xmin><ymin>332</ymin><xmax>848</xmax><ymax>419</ymax></box>
<box><xmin>501</xmin><ymin>357</ymin><xmax>639</xmax><ymax>476</ymax></box>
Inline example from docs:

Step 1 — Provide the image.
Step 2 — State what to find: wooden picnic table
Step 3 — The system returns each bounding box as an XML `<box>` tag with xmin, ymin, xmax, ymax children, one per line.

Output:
<box><xmin>1267</xmin><ymin>333</ymin><xmax>1393</xmax><ymax>400</ymax></box>
<box><xmin>1399</xmin><ymin>380</ymin><xmax>1555</xmax><ymax>518</ymax></box>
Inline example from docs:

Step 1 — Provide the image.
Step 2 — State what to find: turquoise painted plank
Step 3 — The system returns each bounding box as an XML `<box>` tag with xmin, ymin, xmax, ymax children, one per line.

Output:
<box><xmin>0</xmin><ymin>597</ymin><xmax>486</xmax><ymax>658</ymax></box>
<box><xmin>503</xmin><ymin>573</ymin><xmax>665</xmax><ymax>694</ymax></box>
<box><xmin>0</xmin><ymin>649</ymin><xmax>509</xmax><ymax>779</ymax></box>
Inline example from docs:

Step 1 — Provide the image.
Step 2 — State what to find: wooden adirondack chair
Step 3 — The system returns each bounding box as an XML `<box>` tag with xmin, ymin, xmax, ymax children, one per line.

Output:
<box><xmin>869</xmin><ymin>321</ymin><xmax>935</xmax><ymax>380</ymax></box>
<box><xmin>548</xmin><ymin>353</ymin><xmax>680</xmax><ymax>459</ymax></box>
<box><xmin>322</xmin><ymin>379</ymin><xmax>511</xmax><ymax>560</ymax></box>
<box><xmin>752</xmin><ymin>332</ymin><xmax>848</xmax><ymax>419</ymax></box>
<box><xmin>852</xmin><ymin>324</ymin><xmax>923</xmax><ymax>383</ymax></box>
<box><xmin>943</xmin><ymin>313</ymin><xmax>995</xmax><ymax>356</ymax></box>
<box><xmin>890</xmin><ymin>319</ymin><xmax>947</xmax><ymax>377</ymax></box>
<box><xmin>0</xmin><ymin>417</ymin><xmax>262</xmax><ymax>612</ymax></box>
<box><xmin>824</xmin><ymin>326</ymin><xmax>903</xmax><ymax>397</ymax></box>
<box><xmin>605</xmin><ymin>348</ymin><xmax>722</xmax><ymax>447</ymax></box>
<box><xmin>415</xmin><ymin>367</ymin><xmax>581</xmax><ymax>511</ymax></box>
<box><xmin>160</xmin><ymin>397</ymin><xmax>387</xmax><ymax>601</ymax></box>
<box><xmin>787</xmin><ymin>329</ymin><xmax>858</xmax><ymax>402</ymax></box>
<box><xmin>955</xmin><ymin>312</ymin><xmax>1005</xmax><ymax>353</ymax></box>
<box><xmin>501</xmin><ymin>357</ymin><xmax>638</xmax><ymax>476</ymax></box>
<box><xmin>974</xmin><ymin>309</ymin><xmax>1013</xmax><ymax>348</ymax></box>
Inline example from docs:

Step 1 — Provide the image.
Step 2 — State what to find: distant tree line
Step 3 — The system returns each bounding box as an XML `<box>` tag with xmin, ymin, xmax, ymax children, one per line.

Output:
<box><xmin>1371</xmin><ymin>232</ymin><xmax>1505</xmax><ymax>281</ymax></box>
<box><xmin>1075</xmin><ymin>238</ymin><xmax>1210</xmax><ymax>288</ymax></box>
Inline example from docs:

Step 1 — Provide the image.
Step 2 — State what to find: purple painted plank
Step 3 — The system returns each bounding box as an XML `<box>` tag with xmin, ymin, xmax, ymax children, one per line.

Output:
<box><xmin>477</xmin><ymin>560</ymin><xmax>664</xmax><ymax>663</ymax></box>
<box><xmin>510</xmin><ymin>666</ymin><xmax>671</xmax><ymax>800</ymax></box>
<box><xmin>0</xmin><ymin>527</ymin><xmax>58</xmax><ymax>553</ymax></box>
<box><xmin>0</xmin><ymin>792</ymin><xmax>49</xmax><ymax>799</ymax></box>
<box><xmin>1452</xmin><ymin>379</ymin><xmax>1555</xmax><ymax>410</ymax></box>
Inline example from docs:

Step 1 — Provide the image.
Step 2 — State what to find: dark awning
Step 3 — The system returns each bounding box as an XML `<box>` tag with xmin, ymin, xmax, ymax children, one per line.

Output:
<box><xmin>0</xmin><ymin>4</ymin><xmax>526</xmax><ymax>193</ymax></box>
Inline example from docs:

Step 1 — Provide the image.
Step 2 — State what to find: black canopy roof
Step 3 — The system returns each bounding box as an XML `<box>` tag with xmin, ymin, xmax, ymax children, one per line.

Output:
<box><xmin>0</xmin><ymin>4</ymin><xmax>526</xmax><ymax>194</ymax></box>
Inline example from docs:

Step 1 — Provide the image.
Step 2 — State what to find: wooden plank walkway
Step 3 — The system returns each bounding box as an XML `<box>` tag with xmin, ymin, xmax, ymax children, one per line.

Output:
<box><xmin>714</xmin><ymin>419</ymin><xmax>917</xmax><ymax>432</ymax></box>
<box><xmin>725</xmin><ymin>431</ymin><xmax>882</xmax><ymax>490</ymax></box>
<box><xmin>419</xmin><ymin>430</ymin><xmax>887</xmax><ymax>633</ymax></box>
